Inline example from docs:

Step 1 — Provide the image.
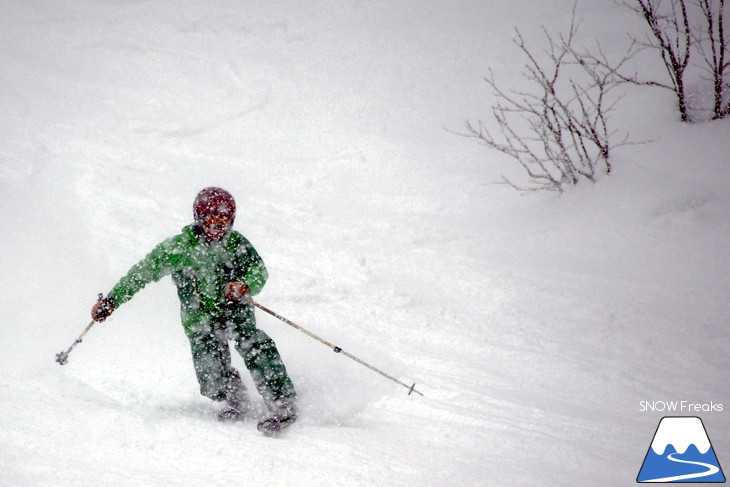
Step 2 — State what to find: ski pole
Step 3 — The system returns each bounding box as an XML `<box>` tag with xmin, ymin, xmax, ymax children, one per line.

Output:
<box><xmin>56</xmin><ymin>293</ymin><xmax>107</xmax><ymax>365</ymax></box>
<box><xmin>55</xmin><ymin>319</ymin><xmax>96</xmax><ymax>365</ymax></box>
<box><xmin>246</xmin><ymin>297</ymin><xmax>423</xmax><ymax>396</ymax></box>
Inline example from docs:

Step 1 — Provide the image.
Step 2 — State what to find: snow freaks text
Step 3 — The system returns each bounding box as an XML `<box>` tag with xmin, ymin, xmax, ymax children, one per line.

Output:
<box><xmin>639</xmin><ymin>401</ymin><xmax>724</xmax><ymax>413</ymax></box>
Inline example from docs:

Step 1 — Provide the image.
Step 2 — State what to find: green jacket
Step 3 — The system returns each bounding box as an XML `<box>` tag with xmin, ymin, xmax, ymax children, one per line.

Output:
<box><xmin>108</xmin><ymin>224</ymin><xmax>268</xmax><ymax>334</ymax></box>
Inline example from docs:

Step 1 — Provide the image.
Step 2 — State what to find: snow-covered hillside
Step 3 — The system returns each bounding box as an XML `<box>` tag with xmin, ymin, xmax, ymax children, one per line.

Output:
<box><xmin>1</xmin><ymin>1</ymin><xmax>728</xmax><ymax>486</ymax></box>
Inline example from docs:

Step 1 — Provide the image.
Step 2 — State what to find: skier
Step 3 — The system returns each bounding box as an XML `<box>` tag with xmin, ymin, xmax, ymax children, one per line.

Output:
<box><xmin>90</xmin><ymin>187</ymin><xmax>297</xmax><ymax>434</ymax></box>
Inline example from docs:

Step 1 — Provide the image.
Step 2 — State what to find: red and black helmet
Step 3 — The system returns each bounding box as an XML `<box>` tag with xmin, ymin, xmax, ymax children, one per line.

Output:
<box><xmin>193</xmin><ymin>187</ymin><xmax>236</xmax><ymax>223</ymax></box>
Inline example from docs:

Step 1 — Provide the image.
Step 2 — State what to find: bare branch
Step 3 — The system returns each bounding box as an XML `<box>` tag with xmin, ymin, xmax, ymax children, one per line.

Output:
<box><xmin>692</xmin><ymin>0</ymin><xmax>728</xmax><ymax>119</ymax></box>
<box><xmin>618</xmin><ymin>0</ymin><xmax>693</xmax><ymax>121</ymax></box>
<box><xmin>465</xmin><ymin>5</ymin><xmax>633</xmax><ymax>192</ymax></box>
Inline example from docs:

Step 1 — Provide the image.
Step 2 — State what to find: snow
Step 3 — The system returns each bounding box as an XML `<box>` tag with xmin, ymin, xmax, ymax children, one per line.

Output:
<box><xmin>1</xmin><ymin>0</ymin><xmax>729</xmax><ymax>486</ymax></box>
<box><xmin>651</xmin><ymin>417</ymin><xmax>711</xmax><ymax>455</ymax></box>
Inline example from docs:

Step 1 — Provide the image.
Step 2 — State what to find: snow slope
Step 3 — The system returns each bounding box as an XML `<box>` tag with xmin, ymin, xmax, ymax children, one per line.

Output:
<box><xmin>1</xmin><ymin>1</ymin><xmax>729</xmax><ymax>486</ymax></box>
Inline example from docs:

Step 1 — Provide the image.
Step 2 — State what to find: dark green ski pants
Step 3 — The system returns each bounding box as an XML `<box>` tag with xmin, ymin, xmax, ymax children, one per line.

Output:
<box><xmin>186</xmin><ymin>304</ymin><xmax>296</xmax><ymax>409</ymax></box>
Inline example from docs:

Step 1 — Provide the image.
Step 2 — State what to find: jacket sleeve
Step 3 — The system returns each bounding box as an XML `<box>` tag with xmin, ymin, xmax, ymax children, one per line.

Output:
<box><xmin>235</xmin><ymin>237</ymin><xmax>268</xmax><ymax>296</ymax></box>
<box><xmin>108</xmin><ymin>239</ymin><xmax>175</xmax><ymax>306</ymax></box>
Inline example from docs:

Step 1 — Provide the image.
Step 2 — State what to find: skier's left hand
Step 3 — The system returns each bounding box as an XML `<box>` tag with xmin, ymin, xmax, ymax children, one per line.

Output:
<box><xmin>223</xmin><ymin>281</ymin><xmax>249</xmax><ymax>301</ymax></box>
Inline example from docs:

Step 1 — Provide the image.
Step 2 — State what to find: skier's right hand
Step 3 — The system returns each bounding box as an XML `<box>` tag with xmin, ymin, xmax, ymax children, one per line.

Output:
<box><xmin>91</xmin><ymin>295</ymin><xmax>116</xmax><ymax>322</ymax></box>
<box><xmin>223</xmin><ymin>281</ymin><xmax>250</xmax><ymax>302</ymax></box>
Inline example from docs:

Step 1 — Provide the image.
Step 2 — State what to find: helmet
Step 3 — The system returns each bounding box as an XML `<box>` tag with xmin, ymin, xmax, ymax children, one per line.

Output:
<box><xmin>193</xmin><ymin>187</ymin><xmax>236</xmax><ymax>223</ymax></box>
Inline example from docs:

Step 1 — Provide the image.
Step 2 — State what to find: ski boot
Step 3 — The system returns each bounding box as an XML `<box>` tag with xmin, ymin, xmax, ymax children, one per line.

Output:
<box><xmin>217</xmin><ymin>396</ymin><xmax>251</xmax><ymax>423</ymax></box>
<box><xmin>257</xmin><ymin>396</ymin><xmax>297</xmax><ymax>436</ymax></box>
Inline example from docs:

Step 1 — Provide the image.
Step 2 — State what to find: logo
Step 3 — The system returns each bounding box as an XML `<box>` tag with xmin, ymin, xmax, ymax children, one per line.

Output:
<box><xmin>637</xmin><ymin>416</ymin><xmax>725</xmax><ymax>483</ymax></box>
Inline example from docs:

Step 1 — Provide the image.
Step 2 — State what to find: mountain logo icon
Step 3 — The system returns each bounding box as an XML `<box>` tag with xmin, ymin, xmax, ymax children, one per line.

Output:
<box><xmin>637</xmin><ymin>416</ymin><xmax>725</xmax><ymax>483</ymax></box>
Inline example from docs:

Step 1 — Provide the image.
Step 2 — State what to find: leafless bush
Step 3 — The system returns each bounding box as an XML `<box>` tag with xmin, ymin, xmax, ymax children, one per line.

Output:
<box><xmin>694</xmin><ymin>0</ymin><xmax>729</xmax><ymax>119</ymax></box>
<box><xmin>466</xmin><ymin>14</ymin><xmax>631</xmax><ymax>192</ymax></box>
<box><xmin>619</xmin><ymin>0</ymin><xmax>693</xmax><ymax>121</ymax></box>
<box><xmin>618</xmin><ymin>0</ymin><xmax>729</xmax><ymax>122</ymax></box>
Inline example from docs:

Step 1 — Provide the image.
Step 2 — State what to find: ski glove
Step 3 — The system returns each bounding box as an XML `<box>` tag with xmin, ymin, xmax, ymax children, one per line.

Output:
<box><xmin>91</xmin><ymin>294</ymin><xmax>116</xmax><ymax>322</ymax></box>
<box><xmin>223</xmin><ymin>281</ymin><xmax>250</xmax><ymax>302</ymax></box>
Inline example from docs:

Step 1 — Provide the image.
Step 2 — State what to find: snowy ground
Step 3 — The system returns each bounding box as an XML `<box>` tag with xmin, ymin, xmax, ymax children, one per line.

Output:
<box><xmin>1</xmin><ymin>1</ymin><xmax>729</xmax><ymax>486</ymax></box>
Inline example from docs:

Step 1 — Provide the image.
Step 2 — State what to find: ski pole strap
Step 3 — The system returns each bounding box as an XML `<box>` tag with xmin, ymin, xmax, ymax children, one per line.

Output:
<box><xmin>246</xmin><ymin>297</ymin><xmax>423</xmax><ymax>397</ymax></box>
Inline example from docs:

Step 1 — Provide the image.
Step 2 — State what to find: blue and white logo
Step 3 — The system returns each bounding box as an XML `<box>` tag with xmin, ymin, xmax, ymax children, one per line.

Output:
<box><xmin>637</xmin><ymin>416</ymin><xmax>725</xmax><ymax>483</ymax></box>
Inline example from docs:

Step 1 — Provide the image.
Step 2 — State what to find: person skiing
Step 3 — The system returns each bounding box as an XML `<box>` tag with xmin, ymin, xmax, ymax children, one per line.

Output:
<box><xmin>90</xmin><ymin>187</ymin><xmax>297</xmax><ymax>434</ymax></box>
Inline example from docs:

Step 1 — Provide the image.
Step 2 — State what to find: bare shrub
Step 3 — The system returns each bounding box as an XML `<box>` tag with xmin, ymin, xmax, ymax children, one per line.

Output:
<box><xmin>466</xmin><ymin>13</ymin><xmax>631</xmax><ymax>192</ymax></box>
<box><xmin>618</xmin><ymin>0</ymin><xmax>729</xmax><ymax>122</ymax></box>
